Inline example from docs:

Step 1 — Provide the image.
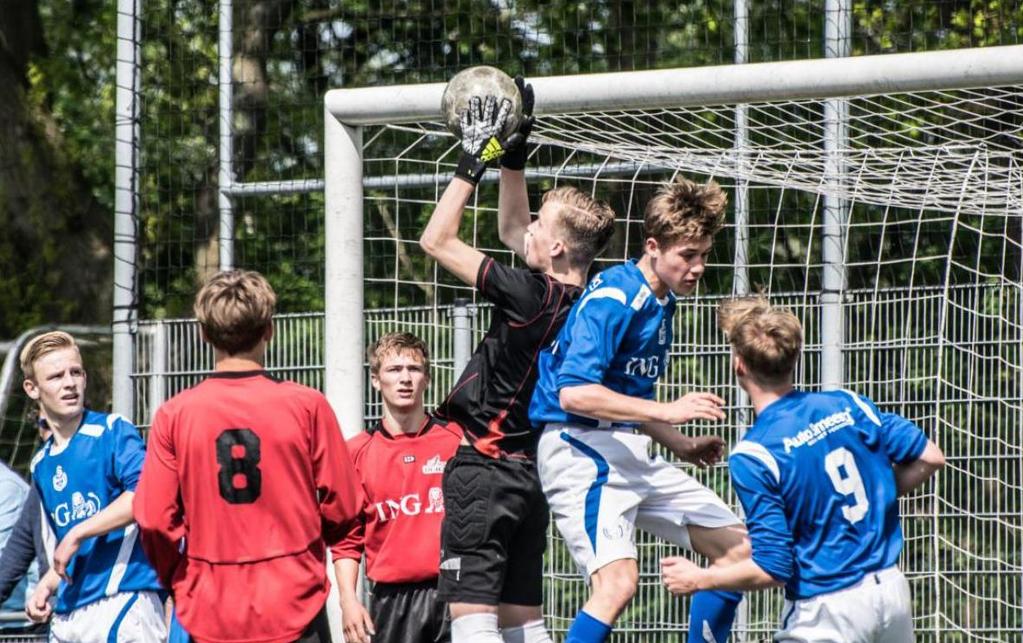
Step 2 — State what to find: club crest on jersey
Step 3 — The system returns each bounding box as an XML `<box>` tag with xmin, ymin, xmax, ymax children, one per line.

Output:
<box><xmin>403</xmin><ymin>455</ymin><xmax>416</xmax><ymax>464</ymax></box>
<box><xmin>52</xmin><ymin>466</ymin><xmax>67</xmax><ymax>492</ymax></box>
<box><xmin>421</xmin><ymin>455</ymin><xmax>446</xmax><ymax>475</ymax></box>
<box><xmin>52</xmin><ymin>491</ymin><xmax>102</xmax><ymax>527</ymax></box>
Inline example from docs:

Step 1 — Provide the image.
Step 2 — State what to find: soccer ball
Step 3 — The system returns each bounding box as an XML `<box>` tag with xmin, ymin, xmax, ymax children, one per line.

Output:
<box><xmin>441</xmin><ymin>66</ymin><xmax>523</xmax><ymax>139</ymax></box>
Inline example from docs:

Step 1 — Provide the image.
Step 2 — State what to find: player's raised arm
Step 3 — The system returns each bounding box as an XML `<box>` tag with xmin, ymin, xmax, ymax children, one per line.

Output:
<box><xmin>498</xmin><ymin>77</ymin><xmax>535</xmax><ymax>259</ymax></box>
<box><xmin>420</xmin><ymin>94</ymin><xmax>522</xmax><ymax>285</ymax></box>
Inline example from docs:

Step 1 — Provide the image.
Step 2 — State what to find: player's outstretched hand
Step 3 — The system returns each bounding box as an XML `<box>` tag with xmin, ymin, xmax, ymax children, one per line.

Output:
<box><xmin>25</xmin><ymin>573</ymin><xmax>56</xmax><ymax>623</ymax></box>
<box><xmin>500</xmin><ymin>76</ymin><xmax>535</xmax><ymax>171</ymax></box>
<box><xmin>52</xmin><ymin>529</ymin><xmax>83</xmax><ymax>583</ymax></box>
<box><xmin>660</xmin><ymin>556</ymin><xmax>703</xmax><ymax>596</ymax></box>
<box><xmin>661</xmin><ymin>392</ymin><xmax>726</xmax><ymax>425</ymax></box>
<box><xmin>340</xmin><ymin>596</ymin><xmax>375</xmax><ymax>643</ymax></box>
<box><xmin>677</xmin><ymin>434</ymin><xmax>725</xmax><ymax>468</ymax></box>
<box><xmin>455</xmin><ymin>95</ymin><xmax>520</xmax><ymax>185</ymax></box>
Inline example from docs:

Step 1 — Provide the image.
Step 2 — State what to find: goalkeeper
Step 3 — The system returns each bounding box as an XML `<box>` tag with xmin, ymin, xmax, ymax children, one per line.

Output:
<box><xmin>419</xmin><ymin>82</ymin><xmax>616</xmax><ymax>642</ymax></box>
<box><xmin>662</xmin><ymin>296</ymin><xmax>945</xmax><ymax>642</ymax></box>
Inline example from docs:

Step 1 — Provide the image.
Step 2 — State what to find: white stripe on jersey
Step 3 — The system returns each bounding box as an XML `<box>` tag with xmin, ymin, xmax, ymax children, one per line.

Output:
<box><xmin>41</xmin><ymin>503</ymin><xmax>56</xmax><ymax>565</ymax></box>
<box><xmin>841</xmin><ymin>389</ymin><xmax>882</xmax><ymax>426</ymax></box>
<box><xmin>731</xmin><ymin>440</ymin><xmax>781</xmax><ymax>484</ymax></box>
<box><xmin>105</xmin><ymin>523</ymin><xmax>139</xmax><ymax>596</ymax></box>
<box><xmin>577</xmin><ymin>287</ymin><xmax>627</xmax><ymax>314</ymax></box>
<box><xmin>106</xmin><ymin>413</ymin><xmax>128</xmax><ymax>430</ymax></box>
<box><xmin>29</xmin><ymin>449</ymin><xmax>46</xmax><ymax>475</ymax></box>
<box><xmin>630</xmin><ymin>285</ymin><xmax>652</xmax><ymax>310</ymax></box>
<box><xmin>79</xmin><ymin>424</ymin><xmax>105</xmax><ymax>437</ymax></box>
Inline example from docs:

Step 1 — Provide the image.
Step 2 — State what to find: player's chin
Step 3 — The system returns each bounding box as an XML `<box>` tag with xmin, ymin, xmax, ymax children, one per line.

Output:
<box><xmin>674</xmin><ymin>281</ymin><xmax>699</xmax><ymax>296</ymax></box>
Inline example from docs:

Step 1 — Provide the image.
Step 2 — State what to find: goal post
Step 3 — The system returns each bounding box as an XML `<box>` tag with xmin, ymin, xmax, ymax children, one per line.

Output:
<box><xmin>323</xmin><ymin>45</ymin><xmax>1023</xmax><ymax>640</ymax></box>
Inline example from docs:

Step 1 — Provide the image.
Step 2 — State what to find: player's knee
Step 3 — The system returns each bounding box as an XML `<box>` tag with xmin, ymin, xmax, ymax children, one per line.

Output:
<box><xmin>591</xmin><ymin>561</ymin><xmax>638</xmax><ymax>607</ymax></box>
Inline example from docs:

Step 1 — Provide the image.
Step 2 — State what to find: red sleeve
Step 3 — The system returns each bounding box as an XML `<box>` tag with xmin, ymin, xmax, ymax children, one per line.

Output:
<box><xmin>310</xmin><ymin>395</ymin><xmax>365</xmax><ymax>557</ymax></box>
<box><xmin>132</xmin><ymin>405</ymin><xmax>185</xmax><ymax>590</ymax></box>
<box><xmin>332</xmin><ymin>479</ymin><xmax>367</xmax><ymax>561</ymax></box>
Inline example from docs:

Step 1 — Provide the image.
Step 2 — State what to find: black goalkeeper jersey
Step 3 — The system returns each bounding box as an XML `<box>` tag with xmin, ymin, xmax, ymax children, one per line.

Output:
<box><xmin>436</xmin><ymin>256</ymin><xmax>582</xmax><ymax>460</ymax></box>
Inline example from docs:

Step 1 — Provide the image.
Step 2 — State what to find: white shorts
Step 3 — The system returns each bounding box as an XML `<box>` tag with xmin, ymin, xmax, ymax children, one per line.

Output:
<box><xmin>537</xmin><ymin>425</ymin><xmax>740</xmax><ymax>577</ymax></box>
<box><xmin>776</xmin><ymin>567</ymin><xmax>914</xmax><ymax>643</ymax></box>
<box><xmin>50</xmin><ymin>591</ymin><xmax>167</xmax><ymax>643</ymax></box>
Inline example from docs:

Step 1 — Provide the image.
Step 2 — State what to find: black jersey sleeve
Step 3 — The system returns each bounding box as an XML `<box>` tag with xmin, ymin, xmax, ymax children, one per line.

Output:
<box><xmin>475</xmin><ymin>256</ymin><xmax>550</xmax><ymax>325</ymax></box>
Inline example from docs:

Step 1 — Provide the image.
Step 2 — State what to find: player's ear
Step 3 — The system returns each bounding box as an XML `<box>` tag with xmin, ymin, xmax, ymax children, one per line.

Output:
<box><xmin>369</xmin><ymin>372</ymin><xmax>381</xmax><ymax>392</ymax></box>
<box><xmin>549</xmin><ymin>237</ymin><xmax>566</xmax><ymax>259</ymax></box>
<box><xmin>264</xmin><ymin>321</ymin><xmax>274</xmax><ymax>343</ymax></box>
<box><xmin>22</xmin><ymin>378</ymin><xmax>40</xmax><ymax>401</ymax></box>
<box><xmin>644</xmin><ymin>237</ymin><xmax>660</xmax><ymax>258</ymax></box>
<box><xmin>733</xmin><ymin>355</ymin><xmax>746</xmax><ymax>377</ymax></box>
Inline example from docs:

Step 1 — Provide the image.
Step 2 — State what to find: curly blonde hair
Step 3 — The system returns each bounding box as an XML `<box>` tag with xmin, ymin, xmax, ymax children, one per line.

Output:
<box><xmin>718</xmin><ymin>296</ymin><xmax>802</xmax><ymax>385</ymax></box>
<box><xmin>643</xmin><ymin>178</ymin><xmax>727</xmax><ymax>246</ymax></box>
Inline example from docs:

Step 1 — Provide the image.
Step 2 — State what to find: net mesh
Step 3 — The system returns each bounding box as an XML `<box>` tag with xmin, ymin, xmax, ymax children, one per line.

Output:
<box><xmin>340</xmin><ymin>82</ymin><xmax>1023</xmax><ymax>640</ymax></box>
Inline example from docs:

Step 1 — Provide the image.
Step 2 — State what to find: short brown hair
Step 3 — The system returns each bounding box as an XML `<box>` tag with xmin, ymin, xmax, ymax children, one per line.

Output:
<box><xmin>643</xmin><ymin>178</ymin><xmax>727</xmax><ymax>247</ymax></box>
<box><xmin>718</xmin><ymin>296</ymin><xmax>802</xmax><ymax>386</ymax></box>
<box><xmin>194</xmin><ymin>270</ymin><xmax>277</xmax><ymax>355</ymax></box>
<box><xmin>542</xmin><ymin>186</ymin><xmax>616</xmax><ymax>268</ymax></box>
<box><xmin>20</xmin><ymin>331</ymin><xmax>80</xmax><ymax>380</ymax></box>
<box><xmin>367</xmin><ymin>332</ymin><xmax>431</xmax><ymax>376</ymax></box>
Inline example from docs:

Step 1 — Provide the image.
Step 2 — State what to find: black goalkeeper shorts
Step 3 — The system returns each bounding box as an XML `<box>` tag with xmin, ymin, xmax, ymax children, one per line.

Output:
<box><xmin>437</xmin><ymin>446</ymin><xmax>549</xmax><ymax>606</ymax></box>
<box><xmin>369</xmin><ymin>580</ymin><xmax>450</xmax><ymax>643</ymax></box>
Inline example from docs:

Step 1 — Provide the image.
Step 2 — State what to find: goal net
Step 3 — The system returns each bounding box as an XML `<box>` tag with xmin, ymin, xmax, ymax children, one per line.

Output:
<box><xmin>320</xmin><ymin>47</ymin><xmax>1022</xmax><ymax>641</ymax></box>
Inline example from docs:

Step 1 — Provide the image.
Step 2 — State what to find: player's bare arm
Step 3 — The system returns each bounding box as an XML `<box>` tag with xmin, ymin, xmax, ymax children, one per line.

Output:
<box><xmin>334</xmin><ymin>558</ymin><xmax>375</xmax><ymax>643</ymax></box>
<box><xmin>26</xmin><ymin>567</ymin><xmax>60</xmax><ymax>622</ymax></box>
<box><xmin>893</xmin><ymin>440</ymin><xmax>945</xmax><ymax>496</ymax></box>
<box><xmin>497</xmin><ymin>77</ymin><xmax>535</xmax><ymax>259</ymax></box>
<box><xmin>660</xmin><ymin>556</ymin><xmax>782</xmax><ymax>596</ymax></box>
<box><xmin>560</xmin><ymin>383</ymin><xmax>725</xmax><ymax>425</ymax></box>
<box><xmin>420</xmin><ymin>178</ymin><xmax>487</xmax><ymax>286</ymax></box>
<box><xmin>639</xmin><ymin>422</ymin><xmax>724</xmax><ymax>468</ymax></box>
<box><xmin>53</xmin><ymin>491</ymin><xmax>136</xmax><ymax>582</ymax></box>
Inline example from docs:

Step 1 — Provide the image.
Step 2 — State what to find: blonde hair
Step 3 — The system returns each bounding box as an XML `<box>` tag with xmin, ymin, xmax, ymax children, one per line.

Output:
<box><xmin>542</xmin><ymin>186</ymin><xmax>616</xmax><ymax>268</ymax></box>
<box><xmin>367</xmin><ymin>332</ymin><xmax>431</xmax><ymax>377</ymax></box>
<box><xmin>19</xmin><ymin>331</ymin><xmax>81</xmax><ymax>380</ymax></box>
<box><xmin>718</xmin><ymin>296</ymin><xmax>802</xmax><ymax>386</ymax></box>
<box><xmin>643</xmin><ymin>178</ymin><xmax>727</xmax><ymax>247</ymax></box>
<box><xmin>194</xmin><ymin>270</ymin><xmax>277</xmax><ymax>355</ymax></box>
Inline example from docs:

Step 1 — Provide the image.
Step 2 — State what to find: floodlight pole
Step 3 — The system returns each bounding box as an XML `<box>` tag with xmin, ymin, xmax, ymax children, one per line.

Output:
<box><xmin>821</xmin><ymin>0</ymin><xmax>851</xmax><ymax>390</ymax></box>
<box><xmin>112</xmin><ymin>0</ymin><xmax>142</xmax><ymax>419</ymax></box>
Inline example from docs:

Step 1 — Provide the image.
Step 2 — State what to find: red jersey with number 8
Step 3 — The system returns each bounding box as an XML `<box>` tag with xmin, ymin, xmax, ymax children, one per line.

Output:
<box><xmin>134</xmin><ymin>371</ymin><xmax>363</xmax><ymax>643</ymax></box>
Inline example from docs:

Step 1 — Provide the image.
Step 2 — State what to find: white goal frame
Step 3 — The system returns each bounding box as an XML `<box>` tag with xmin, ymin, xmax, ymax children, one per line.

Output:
<box><xmin>323</xmin><ymin>44</ymin><xmax>1023</xmax><ymax>439</ymax></box>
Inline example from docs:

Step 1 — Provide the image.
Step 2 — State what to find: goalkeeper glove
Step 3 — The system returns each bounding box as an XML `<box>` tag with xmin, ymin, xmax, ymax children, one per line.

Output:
<box><xmin>500</xmin><ymin>76</ymin><xmax>535</xmax><ymax>172</ymax></box>
<box><xmin>455</xmin><ymin>95</ymin><xmax>523</xmax><ymax>185</ymax></box>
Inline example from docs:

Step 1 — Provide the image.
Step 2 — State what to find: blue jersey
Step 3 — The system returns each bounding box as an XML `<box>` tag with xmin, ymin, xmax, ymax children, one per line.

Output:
<box><xmin>530</xmin><ymin>260</ymin><xmax>676</xmax><ymax>427</ymax></box>
<box><xmin>31</xmin><ymin>410</ymin><xmax>161</xmax><ymax>613</ymax></box>
<box><xmin>728</xmin><ymin>390</ymin><xmax>928</xmax><ymax>599</ymax></box>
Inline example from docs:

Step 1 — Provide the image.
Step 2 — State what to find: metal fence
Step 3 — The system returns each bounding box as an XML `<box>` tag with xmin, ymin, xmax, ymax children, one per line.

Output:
<box><xmin>130</xmin><ymin>281</ymin><xmax>1022</xmax><ymax>640</ymax></box>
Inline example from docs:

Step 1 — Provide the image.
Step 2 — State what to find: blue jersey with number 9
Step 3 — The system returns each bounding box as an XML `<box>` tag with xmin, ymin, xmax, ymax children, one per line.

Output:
<box><xmin>729</xmin><ymin>389</ymin><xmax>928</xmax><ymax>599</ymax></box>
<box><xmin>529</xmin><ymin>260</ymin><xmax>676</xmax><ymax>429</ymax></box>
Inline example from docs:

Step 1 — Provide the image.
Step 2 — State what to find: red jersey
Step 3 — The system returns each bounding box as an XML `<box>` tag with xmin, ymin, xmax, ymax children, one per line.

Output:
<box><xmin>134</xmin><ymin>371</ymin><xmax>363</xmax><ymax>643</ymax></box>
<box><xmin>335</xmin><ymin>415</ymin><xmax>462</xmax><ymax>584</ymax></box>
